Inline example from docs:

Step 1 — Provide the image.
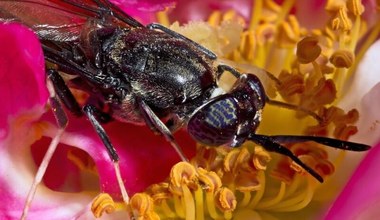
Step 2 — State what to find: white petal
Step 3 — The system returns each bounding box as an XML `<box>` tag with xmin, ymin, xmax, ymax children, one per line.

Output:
<box><xmin>340</xmin><ymin>39</ymin><xmax>380</xmax><ymax>145</ymax></box>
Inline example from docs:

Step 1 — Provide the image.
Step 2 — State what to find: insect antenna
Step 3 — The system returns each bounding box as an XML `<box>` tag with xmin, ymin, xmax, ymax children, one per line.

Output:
<box><xmin>249</xmin><ymin>134</ymin><xmax>371</xmax><ymax>182</ymax></box>
<box><xmin>249</xmin><ymin>134</ymin><xmax>325</xmax><ymax>182</ymax></box>
<box><xmin>264</xmin><ymin>135</ymin><xmax>371</xmax><ymax>151</ymax></box>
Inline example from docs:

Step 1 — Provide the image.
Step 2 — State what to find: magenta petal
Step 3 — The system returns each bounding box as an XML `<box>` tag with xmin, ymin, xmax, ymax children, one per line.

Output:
<box><xmin>110</xmin><ymin>0</ymin><xmax>177</xmax><ymax>24</ymax></box>
<box><xmin>294</xmin><ymin>0</ymin><xmax>327</xmax><ymax>28</ymax></box>
<box><xmin>168</xmin><ymin>0</ymin><xmax>251</xmax><ymax>24</ymax></box>
<box><xmin>0</xmin><ymin>23</ymin><xmax>48</xmax><ymax>139</ymax></box>
<box><xmin>111</xmin><ymin>0</ymin><xmax>176</xmax><ymax>11</ymax></box>
<box><xmin>324</xmin><ymin>144</ymin><xmax>380</xmax><ymax>220</ymax></box>
<box><xmin>50</xmin><ymin>113</ymin><xmax>196</xmax><ymax>198</ymax></box>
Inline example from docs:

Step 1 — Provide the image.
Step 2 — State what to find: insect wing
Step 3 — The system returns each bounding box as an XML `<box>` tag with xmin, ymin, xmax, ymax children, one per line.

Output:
<box><xmin>0</xmin><ymin>0</ymin><xmax>90</xmax><ymax>41</ymax></box>
<box><xmin>0</xmin><ymin>0</ymin><xmax>142</xmax><ymax>42</ymax></box>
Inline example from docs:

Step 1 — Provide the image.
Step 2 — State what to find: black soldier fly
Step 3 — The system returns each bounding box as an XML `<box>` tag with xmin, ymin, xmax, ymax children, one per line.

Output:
<box><xmin>0</xmin><ymin>0</ymin><xmax>371</xmax><ymax>219</ymax></box>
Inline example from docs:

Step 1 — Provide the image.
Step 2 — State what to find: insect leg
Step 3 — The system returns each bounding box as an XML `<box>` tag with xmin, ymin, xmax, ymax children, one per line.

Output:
<box><xmin>82</xmin><ymin>105</ymin><xmax>118</xmax><ymax>161</ymax></box>
<box><xmin>46</xmin><ymin>69</ymin><xmax>82</xmax><ymax>116</ymax></box>
<box><xmin>249</xmin><ymin>134</ymin><xmax>324</xmax><ymax>183</ymax></box>
<box><xmin>137</xmin><ymin>98</ymin><xmax>189</xmax><ymax>162</ymax></box>
<box><xmin>21</xmin><ymin>73</ymin><xmax>69</xmax><ymax>219</ymax></box>
<box><xmin>47</xmin><ymin>70</ymin><xmax>130</xmax><ymax>205</ymax></box>
<box><xmin>216</xmin><ymin>64</ymin><xmax>241</xmax><ymax>79</ymax></box>
<box><xmin>147</xmin><ymin>23</ymin><xmax>217</xmax><ymax>60</ymax></box>
<box><xmin>82</xmin><ymin>105</ymin><xmax>130</xmax><ymax>205</ymax></box>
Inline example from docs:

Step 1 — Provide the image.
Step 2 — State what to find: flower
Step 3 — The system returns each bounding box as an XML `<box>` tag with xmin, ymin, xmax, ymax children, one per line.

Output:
<box><xmin>0</xmin><ymin>0</ymin><xmax>379</xmax><ymax>219</ymax></box>
<box><xmin>126</xmin><ymin>0</ymin><xmax>380</xmax><ymax>219</ymax></box>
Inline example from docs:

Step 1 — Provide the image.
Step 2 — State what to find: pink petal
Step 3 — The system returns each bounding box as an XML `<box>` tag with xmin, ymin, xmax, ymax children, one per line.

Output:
<box><xmin>0</xmin><ymin>23</ymin><xmax>91</xmax><ymax>219</ymax></box>
<box><xmin>0</xmin><ymin>23</ymin><xmax>48</xmax><ymax>139</ymax></box>
<box><xmin>111</xmin><ymin>0</ymin><xmax>177</xmax><ymax>24</ymax></box>
<box><xmin>324</xmin><ymin>144</ymin><xmax>380</xmax><ymax>220</ymax></box>
<box><xmin>0</xmin><ymin>111</ymin><xmax>93</xmax><ymax>219</ymax></box>
<box><xmin>294</xmin><ymin>0</ymin><xmax>327</xmax><ymax>28</ymax></box>
<box><xmin>362</xmin><ymin>0</ymin><xmax>380</xmax><ymax>28</ymax></box>
<box><xmin>43</xmin><ymin>113</ymin><xmax>196</xmax><ymax>198</ymax></box>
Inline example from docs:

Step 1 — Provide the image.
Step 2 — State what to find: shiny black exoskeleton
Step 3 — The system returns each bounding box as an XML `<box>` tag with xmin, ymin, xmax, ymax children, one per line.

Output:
<box><xmin>0</xmin><ymin>0</ymin><xmax>370</xmax><ymax>183</ymax></box>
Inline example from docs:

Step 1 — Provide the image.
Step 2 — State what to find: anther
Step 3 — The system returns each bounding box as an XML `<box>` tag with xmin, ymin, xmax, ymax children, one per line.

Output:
<box><xmin>91</xmin><ymin>193</ymin><xmax>116</xmax><ymax>218</ymax></box>
<box><xmin>253</xmin><ymin>146</ymin><xmax>272</xmax><ymax>170</ymax></box>
<box><xmin>130</xmin><ymin>193</ymin><xmax>159</xmax><ymax>219</ymax></box>
<box><xmin>296</xmin><ymin>36</ymin><xmax>322</xmax><ymax>64</ymax></box>
<box><xmin>215</xmin><ymin>187</ymin><xmax>237</xmax><ymax>212</ymax></box>
<box><xmin>197</xmin><ymin>168</ymin><xmax>222</xmax><ymax>192</ymax></box>
<box><xmin>329</xmin><ymin>49</ymin><xmax>355</xmax><ymax>68</ymax></box>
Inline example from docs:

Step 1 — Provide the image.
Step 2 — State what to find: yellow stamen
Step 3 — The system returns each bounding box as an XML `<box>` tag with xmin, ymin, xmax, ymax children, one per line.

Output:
<box><xmin>205</xmin><ymin>188</ymin><xmax>220</xmax><ymax>219</ymax></box>
<box><xmin>168</xmin><ymin>195</ymin><xmax>184</xmax><ymax>218</ymax></box>
<box><xmin>159</xmin><ymin>200</ymin><xmax>176</xmax><ymax>218</ymax></box>
<box><xmin>194</xmin><ymin>186</ymin><xmax>205</xmax><ymax>220</ymax></box>
<box><xmin>223</xmin><ymin>148</ymin><xmax>250</xmax><ymax>173</ymax></box>
<box><xmin>130</xmin><ymin>193</ymin><xmax>160</xmax><ymax>219</ymax></box>
<box><xmin>333</xmin><ymin>6</ymin><xmax>352</xmax><ymax>32</ymax></box>
<box><xmin>248</xmin><ymin>171</ymin><xmax>266</xmax><ymax>208</ymax></box>
<box><xmin>170</xmin><ymin>162</ymin><xmax>198</xmax><ymax>190</ymax></box>
<box><xmin>273</xmin><ymin>0</ymin><xmax>295</xmax><ymax>27</ymax></box>
<box><xmin>272</xmin><ymin>180</ymin><xmax>316</xmax><ymax>211</ymax></box>
<box><xmin>207</xmin><ymin>11</ymin><xmax>222</xmax><ymax>27</ymax></box>
<box><xmin>156</xmin><ymin>9</ymin><xmax>170</xmax><ymax>27</ymax></box>
<box><xmin>249</xmin><ymin>0</ymin><xmax>263</xmax><ymax>30</ymax></box>
<box><xmin>325</xmin><ymin>0</ymin><xmax>346</xmax><ymax>11</ymax></box>
<box><xmin>91</xmin><ymin>193</ymin><xmax>120</xmax><ymax>218</ymax></box>
<box><xmin>256</xmin><ymin>182</ymin><xmax>286</xmax><ymax>209</ymax></box>
<box><xmin>346</xmin><ymin>0</ymin><xmax>365</xmax><ymax>16</ymax></box>
<box><xmin>215</xmin><ymin>187</ymin><xmax>237</xmax><ymax>219</ymax></box>
<box><xmin>252</xmin><ymin>146</ymin><xmax>271</xmax><ymax>170</ymax></box>
<box><xmin>182</xmin><ymin>184</ymin><xmax>196</xmax><ymax>220</ymax></box>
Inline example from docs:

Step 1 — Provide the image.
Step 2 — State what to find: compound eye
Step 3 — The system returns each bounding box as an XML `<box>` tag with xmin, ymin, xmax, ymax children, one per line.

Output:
<box><xmin>187</xmin><ymin>96</ymin><xmax>239</xmax><ymax>146</ymax></box>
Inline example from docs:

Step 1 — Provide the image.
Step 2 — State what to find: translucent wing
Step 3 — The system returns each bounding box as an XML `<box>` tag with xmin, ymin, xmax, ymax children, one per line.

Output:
<box><xmin>0</xmin><ymin>0</ymin><xmax>143</xmax><ymax>41</ymax></box>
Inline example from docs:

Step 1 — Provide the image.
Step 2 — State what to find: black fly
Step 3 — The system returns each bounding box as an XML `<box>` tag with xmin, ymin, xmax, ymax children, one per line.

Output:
<box><xmin>0</xmin><ymin>0</ymin><xmax>371</xmax><ymax>219</ymax></box>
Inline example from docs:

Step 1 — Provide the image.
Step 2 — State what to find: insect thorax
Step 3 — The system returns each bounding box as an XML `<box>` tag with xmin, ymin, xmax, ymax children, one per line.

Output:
<box><xmin>101</xmin><ymin>27</ymin><xmax>218</xmax><ymax>124</ymax></box>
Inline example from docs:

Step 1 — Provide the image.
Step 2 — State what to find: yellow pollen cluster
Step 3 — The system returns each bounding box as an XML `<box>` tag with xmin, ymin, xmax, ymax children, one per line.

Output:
<box><xmin>92</xmin><ymin>144</ymin><xmax>333</xmax><ymax>219</ymax></box>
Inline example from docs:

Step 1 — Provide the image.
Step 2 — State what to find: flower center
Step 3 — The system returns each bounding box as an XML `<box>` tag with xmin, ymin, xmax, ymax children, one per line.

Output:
<box><xmin>91</xmin><ymin>0</ymin><xmax>379</xmax><ymax>218</ymax></box>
